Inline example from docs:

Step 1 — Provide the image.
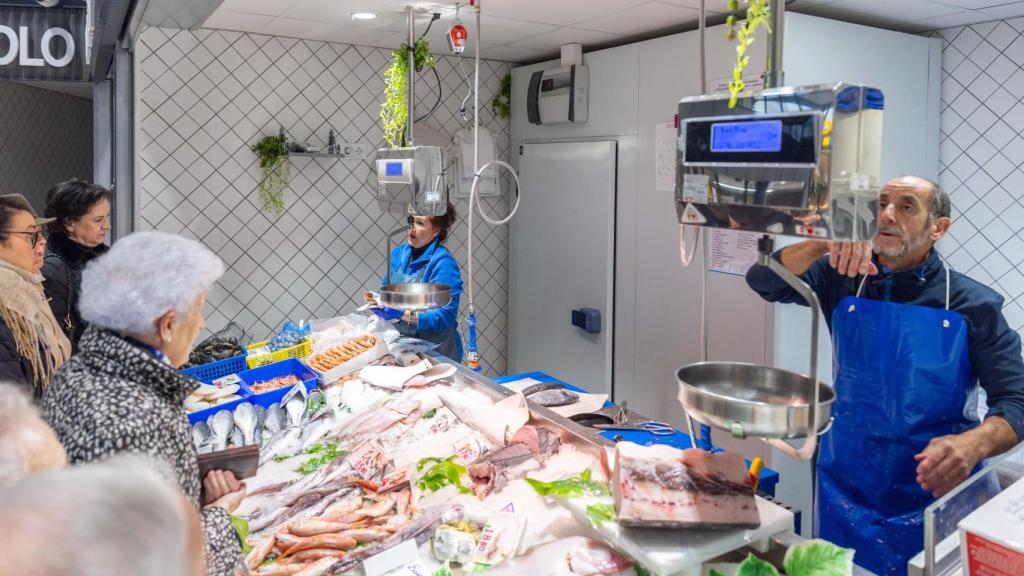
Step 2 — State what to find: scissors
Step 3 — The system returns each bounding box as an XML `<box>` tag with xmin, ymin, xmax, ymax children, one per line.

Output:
<box><xmin>593</xmin><ymin>420</ymin><xmax>676</xmax><ymax>436</ymax></box>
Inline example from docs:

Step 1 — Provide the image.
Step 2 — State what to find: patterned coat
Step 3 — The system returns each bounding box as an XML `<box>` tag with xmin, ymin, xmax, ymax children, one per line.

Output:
<box><xmin>42</xmin><ymin>327</ymin><xmax>242</xmax><ymax>575</ymax></box>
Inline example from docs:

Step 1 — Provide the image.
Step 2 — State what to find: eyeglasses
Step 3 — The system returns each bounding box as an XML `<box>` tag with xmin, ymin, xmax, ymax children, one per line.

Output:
<box><xmin>2</xmin><ymin>230</ymin><xmax>44</xmax><ymax>249</ymax></box>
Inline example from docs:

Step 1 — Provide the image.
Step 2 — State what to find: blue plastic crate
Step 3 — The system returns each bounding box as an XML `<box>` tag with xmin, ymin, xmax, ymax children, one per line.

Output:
<box><xmin>237</xmin><ymin>358</ymin><xmax>319</xmax><ymax>408</ymax></box>
<box><xmin>186</xmin><ymin>380</ymin><xmax>253</xmax><ymax>425</ymax></box>
<box><xmin>180</xmin><ymin>353</ymin><xmax>247</xmax><ymax>384</ymax></box>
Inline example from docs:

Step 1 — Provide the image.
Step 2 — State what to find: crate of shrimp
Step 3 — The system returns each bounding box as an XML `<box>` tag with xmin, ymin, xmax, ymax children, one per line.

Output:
<box><xmin>236</xmin><ymin>358</ymin><xmax>319</xmax><ymax>406</ymax></box>
<box><xmin>304</xmin><ymin>334</ymin><xmax>389</xmax><ymax>384</ymax></box>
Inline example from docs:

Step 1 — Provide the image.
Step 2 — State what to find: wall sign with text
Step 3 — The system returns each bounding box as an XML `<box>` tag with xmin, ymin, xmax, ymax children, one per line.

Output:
<box><xmin>0</xmin><ymin>0</ymin><xmax>88</xmax><ymax>81</ymax></box>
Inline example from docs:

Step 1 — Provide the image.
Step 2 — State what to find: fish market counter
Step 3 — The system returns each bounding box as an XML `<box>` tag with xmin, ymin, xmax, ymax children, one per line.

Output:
<box><xmin>227</xmin><ymin>349</ymin><xmax>799</xmax><ymax>576</ymax></box>
<box><xmin>493</xmin><ymin>371</ymin><xmax>781</xmax><ymax>498</ymax></box>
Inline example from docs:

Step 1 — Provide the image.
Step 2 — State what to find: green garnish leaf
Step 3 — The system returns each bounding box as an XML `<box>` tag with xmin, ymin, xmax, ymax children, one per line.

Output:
<box><xmin>294</xmin><ymin>442</ymin><xmax>343</xmax><ymax>475</ymax></box>
<box><xmin>783</xmin><ymin>539</ymin><xmax>855</xmax><ymax>576</ymax></box>
<box><xmin>736</xmin><ymin>554</ymin><xmax>780</xmax><ymax>576</ymax></box>
<box><xmin>585</xmin><ymin>503</ymin><xmax>616</xmax><ymax>528</ymax></box>
<box><xmin>422</xmin><ymin>408</ymin><xmax>437</xmax><ymax>419</ymax></box>
<box><xmin>525</xmin><ymin>469</ymin><xmax>610</xmax><ymax>498</ymax></box>
<box><xmin>432</xmin><ymin>562</ymin><xmax>454</xmax><ymax>576</ymax></box>
<box><xmin>636</xmin><ymin>566</ymin><xmax>655</xmax><ymax>576</ymax></box>
<box><xmin>416</xmin><ymin>455</ymin><xmax>473</xmax><ymax>494</ymax></box>
<box><xmin>230</xmin><ymin>516</ymin><xmax>252</xmax><ymax>554</ymax></box>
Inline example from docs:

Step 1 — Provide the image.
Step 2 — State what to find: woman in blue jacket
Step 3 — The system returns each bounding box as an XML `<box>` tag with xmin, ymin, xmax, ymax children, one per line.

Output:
<box><xmin>369</xmin><ymin>204</ymin><xmax>464</xmax><ymax>362</ymax></box>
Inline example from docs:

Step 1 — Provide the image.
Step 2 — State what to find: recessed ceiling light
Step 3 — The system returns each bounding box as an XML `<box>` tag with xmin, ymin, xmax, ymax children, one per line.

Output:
<box><xmin>351</xmin><ymin>12</ymin><xmax>377</xmax><ymax>21</ymax></box>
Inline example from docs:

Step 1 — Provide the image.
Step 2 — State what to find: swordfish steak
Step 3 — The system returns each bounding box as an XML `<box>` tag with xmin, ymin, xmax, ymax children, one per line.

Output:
<box><xmin>613</xmin><ymin>442</ymin><xmax>760</xmax><ymax>530</ymax></box>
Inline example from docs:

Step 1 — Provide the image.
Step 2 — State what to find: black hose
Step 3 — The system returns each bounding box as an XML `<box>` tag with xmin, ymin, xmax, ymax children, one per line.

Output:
<box><xmin>414</xmin><ymin>65</ymin><xmax>443</xmax><ymax>124</ymax></box>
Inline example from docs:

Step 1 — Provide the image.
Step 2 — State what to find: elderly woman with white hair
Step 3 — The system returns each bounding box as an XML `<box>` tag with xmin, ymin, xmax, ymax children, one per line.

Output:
<box><xmin>42</xmin><ymin>231</ymin><xmax>245</xmax><ymax>576</ymax></box>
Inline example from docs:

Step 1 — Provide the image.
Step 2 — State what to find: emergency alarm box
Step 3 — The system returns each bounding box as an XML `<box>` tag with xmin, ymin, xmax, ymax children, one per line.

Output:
<box><xmin>526</xmin><ymin>65</ymin><xmax>588</xmax><ymax>125</ymax></box>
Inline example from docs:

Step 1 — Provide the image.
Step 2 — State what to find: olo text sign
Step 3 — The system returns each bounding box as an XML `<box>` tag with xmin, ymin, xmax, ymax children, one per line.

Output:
<box><xmin>0</xmin><ymin>0</ymin><xmax>87</xmax><ymax>81</ymax></box>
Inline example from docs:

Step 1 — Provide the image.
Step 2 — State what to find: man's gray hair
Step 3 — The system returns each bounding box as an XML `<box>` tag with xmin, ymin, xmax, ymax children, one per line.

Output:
<box><xmin>925</xmin><ymin>178</ymin><xmax>951</xmax><ymax>221</ymax></box>
<box><xmin>0</xmin><ymin>382</ymin><xmax>37</xmax><ymax>487</ymax></box>
<box><xmin>0</xmin><ymin>456</ymin><xmax>196</xmax><ymax>576</ymax></box>
<box><xmin>80</xmin><ymin>231</ymin><xmax>224</xmax><ymax>338</ymax></box>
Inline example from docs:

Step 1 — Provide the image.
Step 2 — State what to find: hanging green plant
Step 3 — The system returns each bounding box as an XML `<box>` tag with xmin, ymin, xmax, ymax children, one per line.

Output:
<box><xmin>726</xmin><ymin>0</ymin><xmax>771</xmax><ymax>109</ymax></box>
<box><xmin>492</xmin><ymin>73</ymin><xmax>511</xmax><ymax>119</ymax></box>
<box><xmin>251</xmin><ymin>134</ymin><xmax>289</xmax><ymax>215</ymax></box>
<box><xmin>380</xmin><ymin>38</ymin><xmax>437</xmax><ymax>148</ymax></box>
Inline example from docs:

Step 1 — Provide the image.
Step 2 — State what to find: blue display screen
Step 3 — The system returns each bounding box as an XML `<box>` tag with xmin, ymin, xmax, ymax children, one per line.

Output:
<box><xmin>385</xmin><ymin>161</ymin><xmax>404</xmax><ymax>177</ymax></box>
<box><xmin>710</xmin><ymin>120</ymin><xmax>783</xmax><ymax>153</ymax></box>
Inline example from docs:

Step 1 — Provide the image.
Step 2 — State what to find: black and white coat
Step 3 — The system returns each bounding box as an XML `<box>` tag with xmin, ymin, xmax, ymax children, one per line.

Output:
<box><xmin>42</xmin><ymin>327</ymin><xmax>242</xmax><ymax>576</ymax></box>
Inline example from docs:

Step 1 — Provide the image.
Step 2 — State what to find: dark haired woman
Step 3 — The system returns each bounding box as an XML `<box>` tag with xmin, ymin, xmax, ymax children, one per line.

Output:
<box><xmin>0</xmin><ymin>194</ymin><xmax>71</xmax><ymax>396</ymax></box>
<box><xmin>368</xmin><ymin>204</ymin><xmax>464</xmax><ymax>361</ymax></box>
<box><xmin>41</xmin><ymin>179</ymin><xmax>111</xmax><ymax>351</ymax></box>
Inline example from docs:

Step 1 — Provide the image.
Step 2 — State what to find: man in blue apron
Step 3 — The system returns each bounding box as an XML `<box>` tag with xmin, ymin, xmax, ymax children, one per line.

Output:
<box><xmin>746</xmin><ymin>176</ymin><xmax>1024</xmax><ymax>575</ymax></box>
<box><xmin>369</xmin><ymin>207</ymin><xmax>464</xmax><ymax>362</ymax></box>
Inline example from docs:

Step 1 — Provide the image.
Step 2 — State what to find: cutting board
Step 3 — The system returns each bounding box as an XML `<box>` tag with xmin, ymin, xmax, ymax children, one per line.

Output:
<box><xmin>553</xmin><ymin>494</ymin><xmax>794</xmax><ymax>576</ymax></box>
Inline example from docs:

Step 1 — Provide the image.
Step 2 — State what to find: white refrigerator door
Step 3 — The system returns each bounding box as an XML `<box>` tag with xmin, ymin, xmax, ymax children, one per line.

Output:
<box><xmin>510</xmin><ymin>140</ymin><xmax>617</xmax><ymax>396</ymax></box>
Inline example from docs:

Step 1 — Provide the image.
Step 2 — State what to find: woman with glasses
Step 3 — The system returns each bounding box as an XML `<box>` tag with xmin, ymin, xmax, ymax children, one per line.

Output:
<box><xmin>41</xmin><ymin>180</ymin><xmax>112</xmax><ymax>351</ymax></box>
<box><xmin>0</xmin><ymin>194</ymin><xmax>71</xmax><ymax>397</ymax></box>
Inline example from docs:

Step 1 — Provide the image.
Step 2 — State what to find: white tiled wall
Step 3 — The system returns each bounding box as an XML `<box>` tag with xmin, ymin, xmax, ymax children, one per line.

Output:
<box><xmin>0</xmin><ymin>80</ymin><xmax>92</xmax><ymax>212</ymax></box>
<box><xmin>927</xmin><ymin>18</ymin><xmax>1024</xmax><ymax>335</ymax></box>
<box><xmin>134</xmin><ymin>27</ymin><xmax>512</xmax><ymax>374</ymax></box>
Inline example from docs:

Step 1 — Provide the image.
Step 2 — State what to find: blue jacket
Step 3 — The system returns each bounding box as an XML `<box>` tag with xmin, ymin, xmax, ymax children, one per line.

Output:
<box><xmin>747</xmin><ymin>249</ymin><xmax>1024</xmax><ymax>442</ymax></box>
<box><xmin>384</xmin><ymin>239</ymin><xmax>464</xmax><ymax>353</ymax></box>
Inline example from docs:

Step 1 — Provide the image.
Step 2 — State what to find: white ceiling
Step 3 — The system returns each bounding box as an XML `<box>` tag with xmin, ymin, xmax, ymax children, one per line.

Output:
<box><xmin>200</xmin><ymin>0</ymin><xmax>1024</xmax><ymax>63</ymax></box>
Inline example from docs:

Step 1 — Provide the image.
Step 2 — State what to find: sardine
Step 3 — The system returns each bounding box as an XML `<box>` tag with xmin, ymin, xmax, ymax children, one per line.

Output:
<box><xmin>521</xmin><ymin>382</ymin><xmax>566</xmax><ymax>396</ymax></box>
<box><xmin>210</xmin><ymin>410</ymin><xmax>234</xmax><ymax>452</ymax></box>
<box><xmin>233</xmin><ymin>402</ymin><xmax>257</xmax><ymax>446</ymax></box>
<box><xmin>265</xmin><ymin>403</ymin><xmax>287</xmax><ymax>434</ymax></box>
<box><xmin>192</xmin><ymin>421</ymin><xmax>212</xmax><ymax>452</ymax></box>
<box><xmin>525</xmin><ymin>387</ymin><xmax>579</xmax><ymax>407</ymax></box>
<box><xmin>301</xmin><ymin>416</ymin><xmax>335</xmax><ymax>451</ymax></box>
<box><xmin>260</xmin><ymin>426</ymin><xmax>303</xmax><ymax>464</ymax></box>
<box><xmin>286</xmin><ymin>395</ymin><xmax>305</xmax><ymax>428</ymax></box>
<box><xmin>230</xmin><ymin>426</ymin><xmax>244</xmax><ymax>448</ymax></box>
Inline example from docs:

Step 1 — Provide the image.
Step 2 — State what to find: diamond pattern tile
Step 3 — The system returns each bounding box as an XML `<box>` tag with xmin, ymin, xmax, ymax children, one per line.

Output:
<box><xmin>136</xmin><ymin>27</ymin><xmax>512</xmax><ymax>374</ymax></box>
<box><xmin>0</xmin><ymin>80</ymin><xmax>93</xmax><ymax>211</ymax></box>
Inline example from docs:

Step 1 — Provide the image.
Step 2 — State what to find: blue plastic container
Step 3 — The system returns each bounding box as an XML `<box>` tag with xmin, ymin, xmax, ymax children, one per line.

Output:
<box><xmin>180</xmin><ymin>353</ymin><xmax>247</xmax><ymax>384</ymax></box>
<box><xmin>236</xmin><ymin>358</ymin><xmax>319</xmax><ymax>408</ymax></box>
<box><xmin>185</xmin><ymin>380</ymin><xmax>253</xmax><ymax>425</ymax></box>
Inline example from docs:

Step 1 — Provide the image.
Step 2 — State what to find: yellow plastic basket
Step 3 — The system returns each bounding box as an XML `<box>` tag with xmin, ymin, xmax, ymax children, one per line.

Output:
<box><xmin>245</xmin><ymin>338</ymin><xmax>312</xmax><ymax>369</ymax></box>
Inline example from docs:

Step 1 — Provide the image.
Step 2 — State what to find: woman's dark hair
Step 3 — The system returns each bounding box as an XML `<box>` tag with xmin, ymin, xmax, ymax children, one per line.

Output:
<box><xmin>44</xmin><ymin>179</ymin><xmax>111</xmax><ymax>236</ymax></box>
<box><xmin>428</xmin><ymin>202</ymin><xmax>458</xmax><ymax>244</ymax></box>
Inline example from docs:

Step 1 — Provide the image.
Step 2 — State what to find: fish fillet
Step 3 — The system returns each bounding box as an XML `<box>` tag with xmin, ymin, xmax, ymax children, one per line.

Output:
<box><xmin>613</xmin><ymin>442</ymin><xmax>759</xmax><ymax>529</ymax></box>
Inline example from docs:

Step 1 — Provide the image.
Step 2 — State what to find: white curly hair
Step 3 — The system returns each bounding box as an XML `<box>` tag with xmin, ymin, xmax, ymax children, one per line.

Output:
<box><xmin>80</xmin><ymin>231</ymin><xmax>224</xmax><ymax>338</ymax></box>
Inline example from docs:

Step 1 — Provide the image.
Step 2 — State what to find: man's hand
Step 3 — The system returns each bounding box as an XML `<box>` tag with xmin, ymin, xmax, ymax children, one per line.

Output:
<box><xmin>202</xmin><ymin>470</ymin><xmax>242</xmax><ymax>506</ymax></box>
<box><xmin>827</xmin><ymin>241</ymin><xmax>878</xmax><ymax>278</ymax></box>
<box><xmin>914</xmin><ymin>433</ymin><xmax>980</xmax><ymax>498</ymax></box>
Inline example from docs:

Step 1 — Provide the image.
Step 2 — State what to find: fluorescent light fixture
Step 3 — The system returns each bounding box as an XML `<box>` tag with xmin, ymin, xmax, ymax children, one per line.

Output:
<box><xmin>351</xmin><ymin>11</ymin><xmax>377</xmax><ymax>20</ymax></box>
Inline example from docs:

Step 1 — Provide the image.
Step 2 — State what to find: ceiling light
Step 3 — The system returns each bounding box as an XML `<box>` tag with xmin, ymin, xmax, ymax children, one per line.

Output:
<box><xmin>351</xmin><ymin>12</ymin><xmax>377</xmax><ymax>21</ymax></box>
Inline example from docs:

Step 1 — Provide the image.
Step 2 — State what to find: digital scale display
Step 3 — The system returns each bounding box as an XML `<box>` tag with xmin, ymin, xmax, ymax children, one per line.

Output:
<box><xmin>385</xmin><ymin>161</ymin><xmax>404</xmax><ymax>177</ymax></box>
<box><xmin>710</xmin><ymin>120</ymin><xmax>783</xmax><ymax>153</ymax></box>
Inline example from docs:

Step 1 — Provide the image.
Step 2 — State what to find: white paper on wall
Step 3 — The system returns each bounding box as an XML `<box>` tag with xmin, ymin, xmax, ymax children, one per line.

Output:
<box><xmin>655</xmin><ymin>121</ymin><xmax>677</xmax><ymax>192</ymax></box>
<box><xmin>709</xmin><ymin>229</ymin><xmax>761</xmax><ymax>276</ymax></box>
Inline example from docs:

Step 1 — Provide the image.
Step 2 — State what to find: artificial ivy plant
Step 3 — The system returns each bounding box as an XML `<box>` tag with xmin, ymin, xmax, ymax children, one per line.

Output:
<box><xmin>380</xmin><ymin>38</ymin><xmax>437</xmax><ymax>148</ymax></box>
<box><xmin>725</xmin><ymin>0</ymin><xmax>771</xmax><ymax>108</ymax></box>
<box><xmin>251</xmin><ymin>134</ymin><xmax>289</xmax><ymax>215</ymax></box>
<box><xmin>492</xmin><ymin>73</ymin><xmax>511</xmax><ymax>119</ymax></box>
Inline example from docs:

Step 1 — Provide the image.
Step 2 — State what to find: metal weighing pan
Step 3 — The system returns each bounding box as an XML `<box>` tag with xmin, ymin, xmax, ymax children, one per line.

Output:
<box><xmin>677</xmin><ymin>361</ymin><xmax>835</xmax><ymax>439</ymax></box>
<box><xmin>379</xmin><ymin>282</ymin><xmax>452</xmax><ymax>311</ymax></box>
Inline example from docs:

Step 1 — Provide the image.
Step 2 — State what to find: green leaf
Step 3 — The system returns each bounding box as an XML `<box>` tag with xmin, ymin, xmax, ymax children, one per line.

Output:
<box><xmin>710</xmin><ymin>570</ymin><xmax>728</xmax><ymax>576</ymax></box>
<box><xmin>230</xmin><ymin>516</ymin><xmax>253</xmax><ymax>555</ymax></box>
<box><xmin>432</xmin><ymin>561</ymin><xmax>454</xmax><ymax>576</ymax></box>
<box><xmin>585</xmin><ymin>503</ymin><xmax>617</xmax><ymax>528</ymax></box>
<box><xmin>635</xmin><ymin>566</ymin><xmax>655</xmax><ymax>576</ymax></box>
<box><xmin>736</xmin><ymin>554</ymin><xmax>779</xmax><ymax>576</ymax></box>
<box><xmin>782</xmin><ymin>539</ymin><xmax>855</xmax><ymax>576</ymax></box>
<box><xmin>524</xmin><ymin>469</ymin><xmax>610</xmax><ymax>498</ymax></box>
<box><xmin>422</xmin><ymin>408</ymin><xmax>438</xmax><ymax>419</ymax></box>
<box><xmin>416</xmin><ymin>455</ymin><xmax>473</xmax><ymax>494</ymax></box>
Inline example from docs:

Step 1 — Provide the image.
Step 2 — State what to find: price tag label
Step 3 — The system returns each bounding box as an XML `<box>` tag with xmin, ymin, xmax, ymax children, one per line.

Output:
<box><xmin>453</xmin><ymin>439</ymin><xmax>482</xmax><ymax>465</ymax></box>
<box><xmin>363</xmin><ymin>538</ymin><xmax>420</xmax><ymax>576</ymax></box>
<box><xmin>280</xmin><ymin>381</ymin><xmax>309</xmax><ymax>405</ymax></box>
<box><xmin>346</xmin><ymin>440</ymin><xmax>383</xmax><ymax>480</ymax></box>
<box><xmin>475</xmin><ymin>524</ymin><xmax>498</xmax><ymax>560</ymax></box>
<box><xmin>212</xmin><ymin>374</ymin><xmax>242</xmax><ymax>389</ymax></box>
<box><xmin>379</xmin><ymin>469</ymin><xmax>410</xmax><ymax>493</ymax></box>
<box><xmin>429</xmin><ymin>413</ymin><xmax>451</xmax><ymax>434</ymax></box>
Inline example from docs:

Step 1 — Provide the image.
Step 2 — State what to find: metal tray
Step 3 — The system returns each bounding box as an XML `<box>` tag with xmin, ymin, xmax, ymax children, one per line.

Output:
<box><xmin>379</xmin><ymin>282</ymin><xmax>452</xmax><ymax>311</ymax></box>
<box><xmin>677</xmin><ymin>361</ymin><xmax>835</xmax><ymax>439</ymax></box>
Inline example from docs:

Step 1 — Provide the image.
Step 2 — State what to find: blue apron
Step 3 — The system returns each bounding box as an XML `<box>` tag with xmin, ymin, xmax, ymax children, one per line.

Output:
<box><xmin>390</xmin><ymin>247</ymin><xmax>463</xmax><ymax>362</ymax></box>
<box><xmin>819</xmin><ymin>267</ymin><xmax>975</xmax><ymax>575</ymax></box>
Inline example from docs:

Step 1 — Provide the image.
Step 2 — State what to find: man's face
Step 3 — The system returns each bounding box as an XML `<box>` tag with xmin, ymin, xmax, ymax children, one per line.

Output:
<box><xmin>874</xmin><ymin>177</ymin><xmax>942</xmax><ymax>264</ymax></box>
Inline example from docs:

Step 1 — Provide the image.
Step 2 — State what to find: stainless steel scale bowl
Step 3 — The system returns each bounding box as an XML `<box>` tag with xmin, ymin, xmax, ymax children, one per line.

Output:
<box><xmin>677</xmin><ymin>362</ymin><xmax>834</xmax><ymax>439</ymax></box>
<box><xmin>379</xmin><ymin>282</ymin><xmax>452</xmax><ymax>311</ymax></box>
